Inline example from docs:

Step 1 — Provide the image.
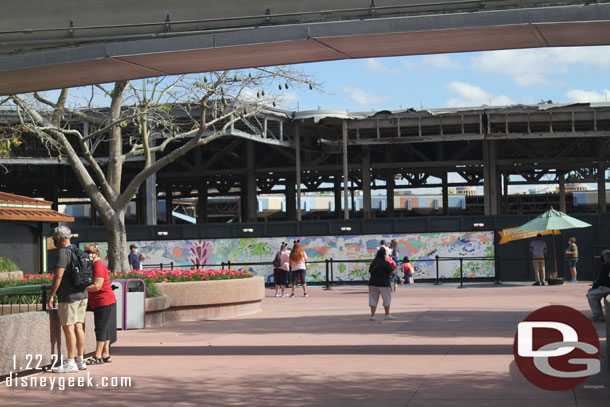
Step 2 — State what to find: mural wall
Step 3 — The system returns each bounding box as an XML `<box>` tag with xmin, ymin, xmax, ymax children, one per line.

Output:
<box><xmin>87</xmin><ymin>231</ymin><xmax>495</xmax><ymax>283</ymax></box>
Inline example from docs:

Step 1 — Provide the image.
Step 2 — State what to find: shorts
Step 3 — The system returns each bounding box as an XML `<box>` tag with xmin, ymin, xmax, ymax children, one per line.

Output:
<box><xmin>567</xmin><ymin>260</ymin><xmax>578</xmax><ymax>268</ymax></box>
<box><xmin>292</xmin><ymin>269</ymin><xmax>307</xmax><ymax>286</ymax></box>
<box><xmin>273</xmin><ymin>268</ymin><xmax>288</xmax><ymax>286</ymax></box>
<box><xmin>93</xmin><ymin>303</ymin><xmax>116</xmax><ymax>342</ymax></box>
<box><xmin>368</xmin><ymin>286</ymin><xmax>392</xmax><ymax>307</ymax></box>
<box><xmin>58</xmin><ymin>298</ymin><xmax>88</xmax><ymax>326</ymax></box>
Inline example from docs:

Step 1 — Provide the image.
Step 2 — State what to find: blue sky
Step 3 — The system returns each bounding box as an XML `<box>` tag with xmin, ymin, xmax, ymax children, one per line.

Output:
<box><xmin>281</xmin><ymin>45</ymin><xmax>610</xmax><ymax>112</ymax></box>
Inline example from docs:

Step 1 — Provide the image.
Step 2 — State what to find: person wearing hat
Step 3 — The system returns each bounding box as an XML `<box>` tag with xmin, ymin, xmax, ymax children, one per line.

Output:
<box><xmin>529</xmin><ymin>234</ymin><xmax>548</xmax><ymax>285</ymax></box>
<box><xmin>128</xmin><ymin>244</ymin><xmax>141</xmax><ymax>271</ymax></box>
<box><xmin>586</xmin><ymin>249</ymin><xmax>610</xmax><ymax>322</ymax></box>
<box><xmin>47</xmin><ymin>225</ymin><xmax>88</xmax><ymax>373</ymax></box>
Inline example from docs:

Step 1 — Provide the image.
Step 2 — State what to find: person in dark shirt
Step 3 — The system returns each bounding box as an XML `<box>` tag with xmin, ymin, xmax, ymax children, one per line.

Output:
<box><xmin>128</xmin><ymin>244</ymin><xmax>141</xmax><ymax>271</ymax></box>
<box><xmin>368</xmin><ymin>248</ymin><xmax>397</xmax><ymax>321</ymax></box>
<box><xmin>586</xmin><ymin>249</ymin><xmax>610</xmax><ymax>322</ymax></box>
<box><xmin>47</xmin><ymin>226</ymin><xmax>88</xmax><ymax>373</ymax></box>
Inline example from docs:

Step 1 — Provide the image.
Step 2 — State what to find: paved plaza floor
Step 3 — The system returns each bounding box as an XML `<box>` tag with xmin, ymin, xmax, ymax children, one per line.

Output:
<box><xmin>1</xmin><ymin>282</ymin><xmax>608</xmax><ymax>406</ymax></box>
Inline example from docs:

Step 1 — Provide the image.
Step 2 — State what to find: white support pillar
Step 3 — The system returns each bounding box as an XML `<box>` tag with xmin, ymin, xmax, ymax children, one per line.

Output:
<box><xmin>342</xmin><ymin>120</ymin><xmax>349</xmax><ymax>220</ymax></box>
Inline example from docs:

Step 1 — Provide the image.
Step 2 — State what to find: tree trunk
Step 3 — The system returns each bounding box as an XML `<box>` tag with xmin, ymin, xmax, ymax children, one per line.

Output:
<box><xmin>105</xmin><ymin>210</ymin><xmax>130</xmax><ymax>274</ymax></box>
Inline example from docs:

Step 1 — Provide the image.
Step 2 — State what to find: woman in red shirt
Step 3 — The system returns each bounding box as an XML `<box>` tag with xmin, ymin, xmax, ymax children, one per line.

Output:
<box><xmin>84</xmin><ymin>243</ymin><xmax>116</xmax><ymax>365</ymax></box>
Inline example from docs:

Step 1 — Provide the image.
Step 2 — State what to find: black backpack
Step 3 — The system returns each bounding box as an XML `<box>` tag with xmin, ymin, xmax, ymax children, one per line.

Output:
<box><xmin>272</xmin><ymin>251</ymin><xmax>282</xmax><ymax>268</ymax></box>
<box><xmin>69</xmin><ymin>247</ymin><xmax>94</xmax><ymax>287</ymax></box>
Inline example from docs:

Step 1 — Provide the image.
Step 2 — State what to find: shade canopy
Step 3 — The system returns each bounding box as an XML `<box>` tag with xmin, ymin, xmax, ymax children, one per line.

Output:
<box><xmin>516</xmin><ymin>208</ymin><xmax>591</xmax><ymax>232</ymax></box>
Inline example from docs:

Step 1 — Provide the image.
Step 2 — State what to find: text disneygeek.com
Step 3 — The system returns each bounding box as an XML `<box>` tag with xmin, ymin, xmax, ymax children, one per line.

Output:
<box><xmin>3</xmin><ymin>372</ymin><xmax>132</xmax><ymax>391</ymax></box>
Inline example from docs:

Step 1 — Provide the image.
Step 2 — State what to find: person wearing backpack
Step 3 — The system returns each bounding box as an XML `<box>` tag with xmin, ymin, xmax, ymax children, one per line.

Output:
<box><xmin>47</xmin><ymin>226</ymin><xmax>89</xmax><ymax>373</ymax></box>
<box><xmin>273</xmin><ymin>242</ymin><xmax>290</xmax><ymax>297</ymax></box>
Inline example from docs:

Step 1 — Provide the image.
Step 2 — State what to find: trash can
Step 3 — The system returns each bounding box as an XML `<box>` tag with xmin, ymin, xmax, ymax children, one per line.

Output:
<box><xmin>111</xmin><ymin>280</ymin><xmax>125</xmax><ymax>330</ymax></box>
<box><xmin>124</xmin><ymin>279</ymin><xmax>146</xmax><ymax>329</ymax></box>
<box><xmin>112</xmin><ymin>279</ymin><xmax>146</xmax><ymax>330</ymax></box>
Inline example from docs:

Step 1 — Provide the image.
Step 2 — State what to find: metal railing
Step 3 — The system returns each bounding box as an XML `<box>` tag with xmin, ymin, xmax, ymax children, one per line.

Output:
<box><xmin>140</xmin><ymin>256</ymin><xmax>497</xmax><ymax>288</ymax></box>
<box><xmin>0</xmin><ymin>284</ymin><xmax>51</xmax><ymax>315</ymax></box>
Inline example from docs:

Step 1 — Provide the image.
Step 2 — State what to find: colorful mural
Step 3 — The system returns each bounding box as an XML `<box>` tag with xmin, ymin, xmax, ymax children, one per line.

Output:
<box><xmin>87</xmin><ymin>231</ymin><xmax>495</xmax><ymax>283</ymax></box>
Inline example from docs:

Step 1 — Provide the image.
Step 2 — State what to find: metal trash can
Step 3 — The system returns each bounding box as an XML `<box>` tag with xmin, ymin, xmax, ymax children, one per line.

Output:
<box><xmin>111</xmin><ymin>280</ymin><xmax>125</xmax><ymax>330</ymax></box>
<box><xmin>112</xmin><ymin>279</ymin><xmax>146</xmax><ymax>330</ymax></box>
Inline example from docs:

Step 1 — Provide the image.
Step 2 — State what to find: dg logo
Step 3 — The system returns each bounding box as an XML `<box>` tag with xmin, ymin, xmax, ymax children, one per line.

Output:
<box><xmin>513</xmin><ymin>305</ymin><xmax>601</xmax><ymax>391</ymax></box>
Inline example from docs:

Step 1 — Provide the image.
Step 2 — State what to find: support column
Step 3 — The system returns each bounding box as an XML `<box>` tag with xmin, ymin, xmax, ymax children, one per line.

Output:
<box><xmin>144</xmin><ymin>170</ymin><xmax>157</xmax><ymax>225</ymax></box>
<box><xmin>384</xmin><ymin>146</ymin><xmax>395</xmax><ymax>217</ymax></box>
<box><xmin>196</xmin><ymin>181</ymin><xmax>208</xmax><ymax>224</ymax></box>
<box><xmin>441</xmin><ymin>172</ymin><xmax>449</xmax><ymax>216</ymax></box>
<box><xmin>598</xmin><ymin>163</ymin><xmax>607</xmax><ymax>214</ymax></box>
<box><xmin>483</xmin><ymin>140</ymin><xmax>499</xmax><ymax>216</ymax></box>
<box><xmin>286</xmin><ymin>175</ymin><xmax>296</xmax><ymax>221</ymax></box>
<box><xmin>342</xmin><ymin>120</ymin><xmax>349</xmax><ymax>220</ymax></box>
<box><xmin>245</xmin><ymin>141</ymin><xmax>257</xmax><ymax>222</ymax></box>
<box><xmin>90</xmin><ymin>205</ymin><xmax>97</xmax><ymax>227</ymax></box>
<box><xmin>503</xmin><ymin>173</ymin><xmax>509</xmax><ymax>214</ymax></box>
<box><xmin>165</xmin><ymin>186</ymin><xmax>173</xmax><ymax>225</ymax></box>
<box><xmin>558</xmin><ymin>170</ymin><xmax>566</xmax><ymax>213</ymax></box>
<box><xmin>296</xmin><ymin>125</ymin><xmax>302</xmax><ymax>221</ymax></box>
<box><xmin>362</xmin><ymin>146</ymin><xmax>372</xmax><ymax>219</ymax></box>
<box><xmin>334</xmin><ymin>173</ymin><xmax>342</xmax><ymax>217</ymax></box>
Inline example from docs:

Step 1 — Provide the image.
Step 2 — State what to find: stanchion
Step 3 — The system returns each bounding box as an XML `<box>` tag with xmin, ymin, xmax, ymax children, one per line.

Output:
<box><xmin>221</xmin><ymin>262</ymin><xmax>225</xmax><ymax>270</ymax></box>
<box><xmin>171</xmin><ymin>261</ymin><xmax>174</xmax><ymax>270</ymax></box>
<box><xmin>459</xmin><ymin>257</ymin><xmax>464</xmax><ymax>288</ymax></box>
<box><xmin>227</xmin><ymin>260</ymin><xmax>231</xmax><ymax>271</ymax></box>
<box><xmin>324</xmin><ymin>259</ymin><xmax>332</xmax><ymax>290</ymax></box>
<box><xmin>159</xmin><ymin>262</ymin><xmax>163</xmax><ymax>270</ymax></box>
<box><xmin>435</xmin><ymin>255</ymin><xmax>440</xmax><ymax>285</ymax></box>
<box><xmin>330</xmin><ymin>258</ymin><xmax>334</xmax><ymax>284</ymax></box>
<box><xmin>495</xmin><ymin>255</ymin><xmax>500</xmax><ymax>284</ymax></box>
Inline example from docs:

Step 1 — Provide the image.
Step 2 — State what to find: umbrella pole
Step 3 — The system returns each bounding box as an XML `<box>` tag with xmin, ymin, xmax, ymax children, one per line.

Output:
<box><xmin>552</xmin><ymin>231</ymin><xmax>558</xmax><ymax>279</ymax></box>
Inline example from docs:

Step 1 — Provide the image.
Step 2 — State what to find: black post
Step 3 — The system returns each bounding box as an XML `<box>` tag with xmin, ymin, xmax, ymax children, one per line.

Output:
<box><xmin>42</xmin><ymin>287</ymin><xmax>47</xmax><ymax>311</ymax></box>
<box><xmin>330</xmin><ymin>258</ymin><xmax>334</xmax><ymax>284</ymax></box>
<box><xmin>435</xmin><ymin>255</ymin><xmax>440</xmax><ymax>285</ymax></box>
<box><xmin>459</xmin><ymin>257</ymin><xmax>464</xmax><ymax>288</ymax></box>
<box><xmin>227</xmin><ymin>260</ymin><xmax>231</xmax><ymax>271</ymax></box>
<box><xmin>324</xmin><ymin>259</ymin><xmax>331</xmax><ymax>290</ymax></box>
<box><xmin>221</xmin><ymin>262</ymin><xmax>225</xmax><ymax>270</ymax></box>
<box><xmin>160</xmin><ymin>262</ymin><xmax>163</xmax><ymax>270</ymax></box>
<box><xmin>495</xmin><ymin>255</ymin><xmax>500</xmax><ymax>285</ymax></box>
<box><xmin>171</xmin><ymin>261</ymin><xmax>174</xmax><ymax>270</ymax></box>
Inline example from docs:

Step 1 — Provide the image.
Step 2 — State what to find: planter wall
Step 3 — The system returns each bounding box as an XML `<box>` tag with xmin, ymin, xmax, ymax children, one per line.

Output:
<box><xmin>145</xmin><ymin>295</ymin><xmax>169</xmax><ymax>327</ymax></box>
<box><xmin>156</xmin><ymin>277</ymin><xmax>264</xmax><ymax>322</ymax></box>
<box><xmin>0</xmin><ymin>271</ymin><xmax>24</xmax><ymax>281</ymax></box>
<box><xmin>0</xmin><ymin>310</ymin><xmax>96</xmax><ymax>377</ymax></box>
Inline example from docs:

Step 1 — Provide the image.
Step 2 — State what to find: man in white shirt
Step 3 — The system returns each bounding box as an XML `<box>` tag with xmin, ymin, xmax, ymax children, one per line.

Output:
<box><xmin>529</xmin><ymin>234</ymin><xmax>548</xmax><ymax>286</ymax></box>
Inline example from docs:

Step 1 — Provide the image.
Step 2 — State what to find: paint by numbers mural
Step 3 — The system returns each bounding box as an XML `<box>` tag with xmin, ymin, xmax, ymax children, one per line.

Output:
<box><xmin>88</xmin><ymin>231</ymin><xmax>495</xmax><ymax>282</ymax></box>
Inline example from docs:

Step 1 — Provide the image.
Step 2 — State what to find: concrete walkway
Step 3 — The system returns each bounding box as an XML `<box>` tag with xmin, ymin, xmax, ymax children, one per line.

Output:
<box><xmin>1</xmin><ymin>282</ymin><xmax>608</xmax><ymax>406</ymax></box>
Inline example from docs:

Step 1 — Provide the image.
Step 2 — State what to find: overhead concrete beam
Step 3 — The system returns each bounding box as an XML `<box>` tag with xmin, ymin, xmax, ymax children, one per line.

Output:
<box><xmin>1</xmin><ymin>3</ymin><xmax>610</xmax><ymax>94</ymax></box>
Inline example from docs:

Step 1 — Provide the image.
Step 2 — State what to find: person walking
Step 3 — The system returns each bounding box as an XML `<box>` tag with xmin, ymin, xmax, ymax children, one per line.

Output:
<box><xmin>83</xmin><ymin>243</ymin><xmax>117</xmax><ymax>365</ymax></box>
<box><xmin>565</xmin><ymin>237</ymin><xmax>579</xmax><ymax>282</ymax></box>
<box><xmin>389</xmin><ymin>239</ymin><xmax>400</xmax><ymax>291</ymax></box>
<box><xmin>586</xmin><ymin>249</ymin><xmax>610</xmax><ymax>322</ymax></box>
<box><xmin>47</xmin><ymin>226</ymin><xmax>88</xmax><ymax>373</ymax></box>
<box><xmin>289</xmin><ymin>240</ymin><xmax>308</xmax><ymax>297</ymax></box>
<box><xmin>368</xmin><ymin>248</ymin><xmax>397</xmax><ymax>321</ymax></box>
<box><xmin>272</xmin><ymin>242</ymin><xmax>290</xmax><ymax>297</ymax></box>
<box><xmin>529</xmin><ymin>234</ymin><xmax>548</xmax><ymax>285</ymax></box>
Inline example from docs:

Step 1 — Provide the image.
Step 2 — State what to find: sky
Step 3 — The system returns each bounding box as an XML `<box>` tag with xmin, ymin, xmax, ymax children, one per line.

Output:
<box><xmin>279</xmin><ymin>45</ymin><xmax>610</xmax><ymax>113</ymax></box>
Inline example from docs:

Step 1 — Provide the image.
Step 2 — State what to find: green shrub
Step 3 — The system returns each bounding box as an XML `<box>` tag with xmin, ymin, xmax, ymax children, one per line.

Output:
<box><xmin>0</xmin><ymin>256</ymin><xmax>20</xmax><ymax>272</ymax></box>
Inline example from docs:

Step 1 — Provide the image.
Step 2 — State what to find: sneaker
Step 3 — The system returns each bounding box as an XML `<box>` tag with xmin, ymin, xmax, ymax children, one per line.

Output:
<box><xmin>52</xmin><ymin>361</ymin><xmax>78</xmax><ymax>373</ymax></box>
<box><xmin>369</xmin><ymin>316</ymin><xmax>376</xmax><ymax>321</ymax></box>
<box><xmin>290</xmin><ymin>293</ymin><xmax>295</xmax><ymax>298</ymax></box>
<box><xmin>304</xmin><ymin>293</ymin><xmax>308</xmax><ymax>297</ymax></box>
<box><xmin>589</xmin><ymin>316</ymin><xmax>606</xmax><ymax>322</ymax></box>
<box><xmin>384</xmin><ymin>315</ymin><xmax>397</xmax><ymax>320</ymax></box>
<box><xmin>77</xmin><ymin>361</ymin><xmax>87</xmax><ymax>371</ymax></box>
<box><xmin>282</xmin><ymin>293</ymin><xmax>290</xmax><ymax>297</ymax></box>
<box><xmin>532</xmin><ymin>282</ymin><xmax>540</xmax><ymax>286</ymax></box>
<box><xmin>275</xmin><ymin>293</ymin><xmax>281</xmax><ymax>297</ymax></box>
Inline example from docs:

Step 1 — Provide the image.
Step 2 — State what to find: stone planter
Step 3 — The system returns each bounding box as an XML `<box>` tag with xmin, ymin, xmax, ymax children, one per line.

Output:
<box><xmin>157</xmin><ymin>277</ymin><xmax>264</xmax><ymax>322</ymax></box>
<box><xmin>0</xmin><ymin>271</ymin><xmax>24</xmax><ymax>281</ymax></box>
<box><xmin>0</xmin><ymin>310</ymin><xmax>96</xmax><ymax>377</ymax></box>
<box><xmin>145</xmin><ymin>295</ymin><xmax>169</xmax><ymax>327</ymax></box>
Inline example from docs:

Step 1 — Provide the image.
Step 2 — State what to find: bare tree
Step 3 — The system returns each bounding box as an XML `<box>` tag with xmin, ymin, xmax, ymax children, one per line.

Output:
<box><xmin>9</xmin><ymin>68</ymin><xmax>318</xmax><ymax>273</ymax></box>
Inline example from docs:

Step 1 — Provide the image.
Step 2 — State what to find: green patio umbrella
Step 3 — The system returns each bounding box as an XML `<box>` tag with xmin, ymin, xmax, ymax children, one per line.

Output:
<box><xmin>516</xmin><ymin>207</ymin><xmax>591</xmax><ymax>278</ymax></box>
